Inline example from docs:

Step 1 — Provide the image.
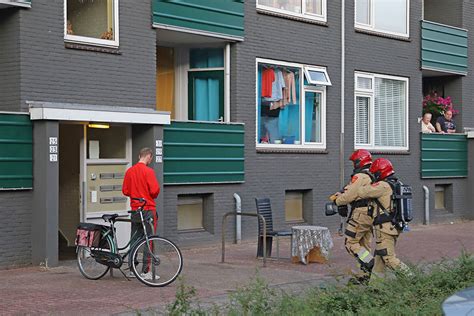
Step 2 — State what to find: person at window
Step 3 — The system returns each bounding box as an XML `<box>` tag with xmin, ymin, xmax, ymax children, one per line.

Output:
<box><xmin>435</xmin><ymin>110</ymin><xmax>456</xmax><ymax>134</ymax></box>
<box><xmin>421</xmin><ymin>112</ymin><xmax>436</xmax><ymax>133</ymax></box>
<box><xmin>122</xmin><ymin>147</ymin><xmax>160</xmax><ymax>278</ymax></box>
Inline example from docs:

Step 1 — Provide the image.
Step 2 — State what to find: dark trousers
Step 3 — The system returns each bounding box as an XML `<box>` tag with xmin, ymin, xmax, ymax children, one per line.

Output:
<box><xmin>130</xmin><ymin>211</ymin><xmax>154</xmax><ymax>273</ymax></box>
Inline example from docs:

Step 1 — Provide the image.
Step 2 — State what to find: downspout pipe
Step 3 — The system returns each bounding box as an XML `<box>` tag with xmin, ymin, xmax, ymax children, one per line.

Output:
<box><xmin>423</xmin><ymin>185</ymin><xmax>430</xmax><ymax>225</ymax></box>
<box><xmin>224</xmin><ymin>43</ymin><xmax>231</xmax><ymax>122</ymax></box>
<box><xmin>338</xmin><ymin>0</ymin><xmax>346</xmax><ymax>236</ymax></box>
<box><xmin>233</xmin><ymin>193</ymin><xmax>242</xmax><ymax>243</ymax></box>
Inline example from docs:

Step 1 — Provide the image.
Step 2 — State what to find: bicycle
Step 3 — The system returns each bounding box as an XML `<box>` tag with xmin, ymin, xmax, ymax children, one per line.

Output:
<box><xmin>76</xmin><ymin>198</ymin><xmax>183</xmax><ymax>287</ymax></box>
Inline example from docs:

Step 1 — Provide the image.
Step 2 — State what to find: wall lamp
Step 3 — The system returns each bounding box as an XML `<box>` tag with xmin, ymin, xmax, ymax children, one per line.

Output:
<box><xmin>88</xmin><ymin>122</ymin><xmax>110</xmax><ymax>129</ymax></box>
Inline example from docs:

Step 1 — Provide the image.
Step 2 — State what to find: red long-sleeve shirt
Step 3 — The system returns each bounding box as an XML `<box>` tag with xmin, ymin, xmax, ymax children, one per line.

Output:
<box><xmin>122</xmin><ymin>162</ymin><xmax>160</xmax><ymax>211</ymax></box>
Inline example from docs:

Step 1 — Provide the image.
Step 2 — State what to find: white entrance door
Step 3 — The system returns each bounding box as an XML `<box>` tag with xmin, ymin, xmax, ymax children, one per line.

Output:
<box><xmin>80</xmin><ymin>124</ymin><xmax>132</xmax><ymax>248</ymax></box>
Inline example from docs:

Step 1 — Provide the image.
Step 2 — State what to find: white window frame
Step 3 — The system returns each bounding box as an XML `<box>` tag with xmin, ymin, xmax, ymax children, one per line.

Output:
<box><xmin>354</xmin><ymin>72</ymin><xmax>409</xmax><ymax>151</ymax></box>
<box><xmin>257</xmin><ymin>0</ymin><xmax>327</xmax><ymax>23</ymax></box>
<box><xmin>255</xmin><ymin>58</ymin><xmax>327</xmax><ymax>150</ymax></box>
<box><xmin>304</xmin><ymin>66</ymin><xmax>332</xmax><ymax>86</ymax></box>
<box><xmin>64</xmin><ymin>0</ymin><xmax>120</xmax><ymax>48</ymax></box>
<box><xmin>354</xmin><ymin>0</ymin><xmax>410</xmax><ymax>38</ymax></box>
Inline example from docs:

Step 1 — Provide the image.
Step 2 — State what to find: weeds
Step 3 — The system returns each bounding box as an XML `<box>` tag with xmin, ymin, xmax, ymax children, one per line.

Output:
<box><xmin>165</xmin><ymin>253</ymin><xmax>474</xmax><ymax>315</ymax></box>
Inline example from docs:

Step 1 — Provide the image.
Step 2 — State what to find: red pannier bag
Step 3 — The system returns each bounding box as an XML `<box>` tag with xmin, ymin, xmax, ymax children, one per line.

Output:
<box><xmin>75</xmin><ymin>223</ymin><xmax>103</xmax><ymax>247</ymax></box>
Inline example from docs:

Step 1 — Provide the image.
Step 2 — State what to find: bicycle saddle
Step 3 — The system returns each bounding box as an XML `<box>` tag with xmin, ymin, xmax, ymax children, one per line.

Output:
<box><xmin>102</xmin><ymin>213</ymin><xmax>119</xmax><ymax>222</ymax></box>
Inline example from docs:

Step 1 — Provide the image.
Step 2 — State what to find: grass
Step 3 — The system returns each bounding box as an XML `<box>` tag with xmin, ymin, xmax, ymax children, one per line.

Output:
<box><xmin>166</xmin><ymin>253</ymin><xmax>474</xmax><ymax>315</ymax></box>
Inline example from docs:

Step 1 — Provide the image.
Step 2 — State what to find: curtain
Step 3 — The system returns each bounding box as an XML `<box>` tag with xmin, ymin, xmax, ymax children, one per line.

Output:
<box><xmin>374</xmin><ymin>78</ymin><xmax>406</xmax><ymax>147</ymax></box>
<box><xmin>195</xmin><ymin>78</ymin><xmax>220</xmax><ymax>121</ymax></box>
<box><xmin>355</xmin><ymin>96</ymin><xmax>370</xmax><ymax>145</ymax></box>
<box><xmin>305</xmin><ymin>92</ymin><xmax>314</xmax><ymax>142</ymax></box>
<box><xmin>279</xmin><ymin>73</ymin><xmax>300</xmax><ymax>143</ymax></box>
<box><xmin>190</xmin><ymin>48</ymin><xmax>224</xmax><ymax>69</ymax></box>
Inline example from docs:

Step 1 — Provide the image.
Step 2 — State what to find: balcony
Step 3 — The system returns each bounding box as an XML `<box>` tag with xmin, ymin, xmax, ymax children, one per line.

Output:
<box><xmin>163</xmin><ymin>121</ymin><xmax>245</xmax><ymax>184</ymax></box>
<box><xmin>152</xmin><ymin>0</ymin><xmax>244</xmax><ymax>41</ymax></box>
<box><xmin>421</xmin><ymin>20</ymin><xmax>468</xmax><ymax>75</ymax></box>
<box><xmin>421</xmin><ymin>133</ymin><xmax>467</xmax><ymax>178</ymax></box>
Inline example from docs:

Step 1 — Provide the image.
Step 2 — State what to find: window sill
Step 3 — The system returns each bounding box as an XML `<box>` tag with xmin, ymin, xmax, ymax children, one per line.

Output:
<box><xmin>285</xmin><ymin>220</ymin><xmax>306</xmax><ymax>225</ymax></box>
<box><xmin>354</xmin><ymin>28</ymin><xmax>411</xmax><ymax>42</ymax></box>
<box><xmin>257</xmin><ymin>147</ymin><xmax>328</xmax><ymax>154</ymax></box>
<box><xmin>178</xmin><ymin>228</ymin><xmax>206</xmax><ymax>234</ymax></box>
<box><xmin>257</xmin><ymin>8</ymin><xmax>328</xmax><ymax>27</ymax></box>
<box><xmin>368</xmin><ymin>150</ymin><xmax>411</xmax><ymax>155</ymax></box>
<box><xmin>65</xmin><ymin>41</ymin><xmax>121</xmax><ymax>55</ymax></box>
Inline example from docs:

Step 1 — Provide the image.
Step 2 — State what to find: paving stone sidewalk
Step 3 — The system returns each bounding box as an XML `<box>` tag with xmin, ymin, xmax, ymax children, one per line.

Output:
<box><xmin>1</xmin><ymin>221</ymin><xmax>473</xmax><ymax>315</ymax></box>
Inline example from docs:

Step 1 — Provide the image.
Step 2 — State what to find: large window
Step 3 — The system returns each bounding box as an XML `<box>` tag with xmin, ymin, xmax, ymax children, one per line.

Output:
<box><xmin>65</xmin><ymin>0</ymin><xmax>119</xmax><ymax>47</ymax></box>
<box><xmin>257</xmin><ymin>59</ymin><xmax>330</xmax><ymax>149</ymax></box>
<box><xmin>354</xmin><ymin>72</ymin><xmax>408</xmax><ymax>150</ymax></box>
<box><xmin>257</xmin><ymin>0</ymin><xmax>326</xmax><ymax>22</ymax></box>
<box><xmin>355</xmin><ymin>0</ymin><xmax>409</xmax><ymax>37</ymax></box>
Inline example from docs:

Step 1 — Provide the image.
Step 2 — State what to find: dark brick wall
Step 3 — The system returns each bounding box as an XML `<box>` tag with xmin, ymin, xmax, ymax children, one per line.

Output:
<box><xmin>0</xmin><ymin>8</ymin><xmax>21</xmax><ymax>111</ymax></box>
<box><xmin>0</xmin><ymin>191</ymin><xmax>32</xmax><ymax>268</ymax></box>
<box><xmin>17</xmin><ymin>0</ymin><xmax>156</xmax><ymax>111</ymax></box>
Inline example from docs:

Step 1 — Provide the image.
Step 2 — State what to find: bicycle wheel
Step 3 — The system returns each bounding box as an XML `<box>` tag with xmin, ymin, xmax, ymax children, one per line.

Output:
<box><xmin>77</xmin><ymin>234</ymin><xmax>114</xmax><ymax>280</ymax></box>
<box><xmin>130</xmin><ymin>236</ymin><xmax>183</xmax><ymax>287</ymax></box>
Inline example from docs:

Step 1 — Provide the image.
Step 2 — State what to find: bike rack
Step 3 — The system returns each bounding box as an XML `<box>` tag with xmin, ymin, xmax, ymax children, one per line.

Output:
<box><xmin>221</xmin><ymin>212</ymin><xmax>267</xmax><ymax>267</ymax></box>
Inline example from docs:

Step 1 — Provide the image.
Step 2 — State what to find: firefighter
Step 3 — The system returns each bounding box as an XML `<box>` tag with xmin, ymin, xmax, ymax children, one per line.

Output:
<box><xmin>333</xmin><ymin>149</ymin><xmax>375</xmax><ymax>280</ymax></box>
<box><xmin>357</xmin><ymin>158</ymin><xmax>410</xmax><ymax>279</ymax></box>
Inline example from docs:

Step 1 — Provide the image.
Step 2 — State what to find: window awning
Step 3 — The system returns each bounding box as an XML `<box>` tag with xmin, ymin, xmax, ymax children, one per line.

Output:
<box><xmin>304</xmin><ymin>66</ymin><xmax>332</xmax><ymax>86</ymax></box>
<box><xmin>28</xmin><ymin>101</ymin><xmax>170</xmax><ymax>125</ymax></box>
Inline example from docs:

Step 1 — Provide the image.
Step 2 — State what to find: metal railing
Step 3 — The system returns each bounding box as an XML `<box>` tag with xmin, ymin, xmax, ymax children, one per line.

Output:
<box><xmin>221</xmin><ymin>212</ymin><xmax>267</xmax><ymax>267</ymax></box>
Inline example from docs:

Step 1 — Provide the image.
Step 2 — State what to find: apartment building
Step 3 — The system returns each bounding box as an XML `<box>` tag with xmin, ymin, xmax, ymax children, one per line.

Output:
<box><xmin>0</xmin><ymin>0</ymin><xmax>472</xmax><ymax>268</ymax></box>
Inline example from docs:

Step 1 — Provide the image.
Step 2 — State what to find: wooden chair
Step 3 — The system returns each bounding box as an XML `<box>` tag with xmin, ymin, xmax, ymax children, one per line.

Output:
<box><xmin>255</xmin><ymin>198</ymin><xmax>292</xmax><ymax>258</ymax></box>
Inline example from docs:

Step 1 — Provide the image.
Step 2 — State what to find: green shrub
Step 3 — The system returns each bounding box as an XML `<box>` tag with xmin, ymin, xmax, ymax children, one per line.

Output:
<box><xmin>166</xmin><ymin>253</ymin><xmax>474</xmax><ymax>315</ymax></box>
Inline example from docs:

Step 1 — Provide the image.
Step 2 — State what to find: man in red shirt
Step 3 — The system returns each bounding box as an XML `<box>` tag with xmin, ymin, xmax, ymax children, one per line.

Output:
<box><xmin>122</xmin><ymin>147</ymin><xmax>160</xmax><ymax>276</ymax></box>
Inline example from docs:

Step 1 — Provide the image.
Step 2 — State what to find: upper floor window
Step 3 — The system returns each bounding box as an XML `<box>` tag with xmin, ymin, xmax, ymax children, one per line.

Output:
<box><xmin>355</xmin><ymin>0</ymin><xmax>409</xmax><ymax>37</ymax></box>
<box><xmin>65</xmin><ymin>0</ymin><xmax>119</xmax><ymax>47</ymax></box>
<box><xmin>354</xmin><ymin>72</ymin><xmax>409</xmax><ymax>151</ymax></box>
<box><xmin>257</xmin><ymin>0</ymin><xmax>327</xmax><ymax>23</ymax></box>
<box><xmin>256</xmin><ymin>58</ymin><xmax>330</xmax><ymax>149</ymax></box>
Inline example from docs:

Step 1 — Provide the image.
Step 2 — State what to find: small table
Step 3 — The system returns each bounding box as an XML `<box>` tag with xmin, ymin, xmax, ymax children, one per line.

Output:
<box><xmin>291</xmin><ymin>225</ymin><xmax>333</xmax><ymax>265</ymax></box>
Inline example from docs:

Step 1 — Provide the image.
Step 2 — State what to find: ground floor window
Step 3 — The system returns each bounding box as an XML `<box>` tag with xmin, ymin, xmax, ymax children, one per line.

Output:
<box><xmin>177</xmin><ymin>195</ymin><xmax>204</xmax><ymax>231</ymax></box>
<box><xmin>355</xmin><ymin>72</ymin><xmax>408</xmax><ymax>151</ymax></box>
<box><xmin>285</xmin><ymin>191</ymin><xmax>304</xmax><ymax>222</ymax></box>
<box><xmin>256</xmin><ymin>58</ymin><xmax>330</xmax><ymax>149</ymax></box>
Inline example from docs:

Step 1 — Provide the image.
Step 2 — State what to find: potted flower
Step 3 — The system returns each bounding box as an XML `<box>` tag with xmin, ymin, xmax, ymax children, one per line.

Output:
<box><xmin>422</xmin><ymin>92</ymin><xmax>459</xmax><ymax>123</ymax></box>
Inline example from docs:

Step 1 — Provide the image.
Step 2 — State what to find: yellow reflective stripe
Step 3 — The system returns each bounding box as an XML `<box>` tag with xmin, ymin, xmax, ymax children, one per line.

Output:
<box><xmin>359</xmin><ymin>251</ymin><xmax>370</xmax><ymax>261</ymax></box>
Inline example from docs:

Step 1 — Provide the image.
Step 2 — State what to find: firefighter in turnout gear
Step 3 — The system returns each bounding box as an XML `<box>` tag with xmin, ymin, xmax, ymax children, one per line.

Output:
<box><xmin>357</xmin><ymin>158</ymin><xmax>410</xmax><ymax>279</ymax></box>
<box><xmin>333</xmin><ymin>149</ymin><xmax>375</xmax><ymax>280</ymax></box>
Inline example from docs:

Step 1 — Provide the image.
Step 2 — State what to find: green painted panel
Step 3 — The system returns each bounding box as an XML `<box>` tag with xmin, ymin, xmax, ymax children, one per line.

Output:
<box><xmin>421</xmin><ymin>21</ymin><xmax>468</xmax><ymax>74</ymax></box>
<box><xmin>0</xmin><ymin>114</ymin><xmax>33</xmax><ymax>189</ymax></box>
<box><xmin>153</xmin><ymin>0</ymin><xmax>244</xmax><ymax>39</ymax></box>
<box><xmin>421</xmin><ymin>133</ymin><xmax>467</xmax><ymax>178</ymax></box>
<box><xmin>163</xmin><ymin>121</ymin><xmax>245</xmax><ymax>184</ymax></box>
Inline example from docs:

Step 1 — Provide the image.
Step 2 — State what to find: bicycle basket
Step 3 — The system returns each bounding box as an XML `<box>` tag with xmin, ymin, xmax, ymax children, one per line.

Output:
<box><xmin>75</xmin><ymin>223</ymin><xmax>104</xmax><ymax>247</ymax></box>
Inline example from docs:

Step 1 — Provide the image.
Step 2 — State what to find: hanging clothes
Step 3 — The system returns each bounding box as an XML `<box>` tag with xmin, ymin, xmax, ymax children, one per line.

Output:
<box><xmin>283</xmin><ymin>70</ymin><xmax>296</xmax><ymax>106</ymax></box>
<box><xmin>261</xmin><ymin>68</ymin><xmax>275</xmax><ymax>98</ymax></box>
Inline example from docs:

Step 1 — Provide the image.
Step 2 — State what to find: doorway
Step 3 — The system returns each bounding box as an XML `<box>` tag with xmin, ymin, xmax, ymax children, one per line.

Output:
<box><xmin>58</xmin><ymin>123</ymin><xmax>132</xmax><ymax>260</ymax></box>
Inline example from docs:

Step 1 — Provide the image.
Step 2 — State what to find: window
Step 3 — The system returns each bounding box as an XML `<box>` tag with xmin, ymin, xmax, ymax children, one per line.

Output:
<box><xmin>65</xmin><ymin>0</ymin><xmax>119</xmax><ymax>47</ymax></box>
<box><xmin>285</xmin><ymin>191</ymin><xmax>304</xmax><ymax>222</ymax></box>
<box><xmin>435</xmin><ymin>184</ymin><xmax>452</xmax><ymax>212</ymax></box>
<box><xmin>257</xmin><ymin>58</ymin><xmax>329</xmax><ymax>148</ymax></box>
<box><xmin>354</xmin><ymin>72</ymin><xmax>408</xmax><ymax>150</ymax></box>
<box><xmin>355</xmin><ymin>0</ymin><xmax>409</xmax><ymax>37</ymax></box>
<box><xmin>257</xmin><ymin>0</ymin><xmax>326</xmax><ymax>22</ymax></box>
<box><xmin>177</xmin><ymin>196</ymin><xmax>204</xmax><ymax>231</ymax></box>
<box><xmin>188</xmin><ymin>48</ymin><xmax>224</xmax><ymax>121</ymax></box>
